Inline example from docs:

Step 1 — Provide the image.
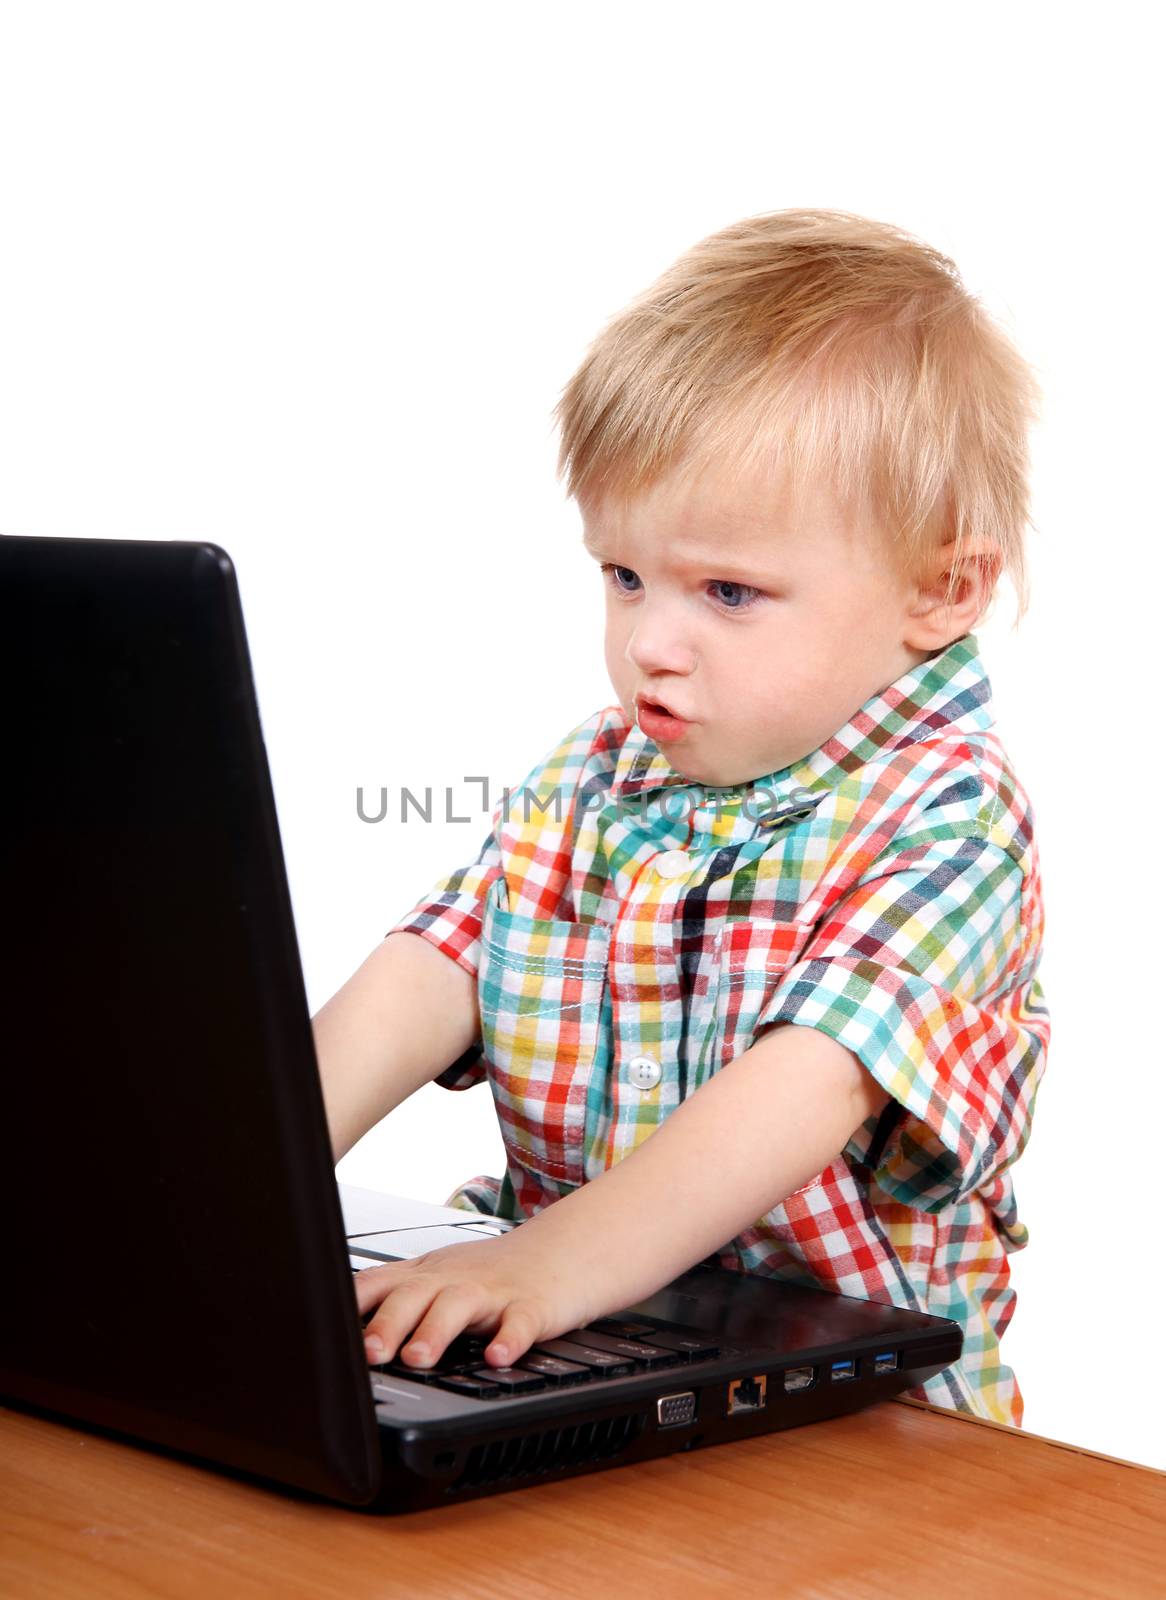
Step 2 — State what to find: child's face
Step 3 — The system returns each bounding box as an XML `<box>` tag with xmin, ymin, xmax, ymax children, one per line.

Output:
<box><xmin>581</xmin><ymin>462</ymin><xmax>936</xmax><ymax>788</ymax></box>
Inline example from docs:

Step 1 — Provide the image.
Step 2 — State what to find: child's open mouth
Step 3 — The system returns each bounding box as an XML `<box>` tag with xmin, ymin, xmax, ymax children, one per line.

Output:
<box><xmin>635</xmin><ymin>698</ymin><xmax>691</xmax><ymax>743</ymax></box>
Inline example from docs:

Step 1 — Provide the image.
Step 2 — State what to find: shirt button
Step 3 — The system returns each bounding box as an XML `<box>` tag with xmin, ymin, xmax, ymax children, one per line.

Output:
<box><xmin>653</xmin><ymin>849</ymin><xmax>690</xmax><ymax>879</ymax></box>
<box><xmin>626</xmin><ymin>1055</ymin><xmax>663</xmax><ymax>1090</ymax></box>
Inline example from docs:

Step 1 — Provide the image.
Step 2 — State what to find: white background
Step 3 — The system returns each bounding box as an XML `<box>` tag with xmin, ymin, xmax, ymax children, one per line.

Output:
<box><xmin>2</xmin><ymin>2</ymin><xmax>1162</xmax><ymax>1469</ymax></box>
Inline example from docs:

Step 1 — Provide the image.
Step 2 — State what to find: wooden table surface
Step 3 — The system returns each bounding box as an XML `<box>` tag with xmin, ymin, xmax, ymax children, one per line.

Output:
<box><xmin>2</xmin><ymin>1396</ymin><xmax>1163</xmax><ymax>1599</ymax></box>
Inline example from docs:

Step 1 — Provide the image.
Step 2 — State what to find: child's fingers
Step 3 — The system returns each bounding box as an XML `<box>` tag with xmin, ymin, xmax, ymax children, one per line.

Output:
<box><xmin>362</xmin><ymin>1278</ymin><xmax>488</xmax><ymax>1367</ymax></box>
<box><xmin>390</xmin><ymin>1282</ymin><xmax>494</xmax><ymax>1369</ymax></box>
<box><xmin>360</xmin><ymin>1276</ymin><xmax>448</xmax><ymax>1364</ymax></box>
<box><xmin>352</xmin><ymin>1260</ymin><xmax>412</xmax><ymax>1316</ymax></box>
<box><xmin>351</xmin><ymin>1239</ymin><xmax>545</xmax><ymax>1368</ymax></box>
<box><xmin>481</xmin><ymin>1299</ymin><xmax>547</xmax><ymax>1368</ymax></box>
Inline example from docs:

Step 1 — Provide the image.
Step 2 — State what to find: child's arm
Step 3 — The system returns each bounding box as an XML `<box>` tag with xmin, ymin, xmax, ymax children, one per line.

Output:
<box><xmin>355</xmin><ymin>1021</ymin><xmax>887</xmax><ymax>1368</ymax></box>
<box><xmin>311</xmin><ymin>932</ymin><xmax>480</xmax><ymax>1164</ymax></box>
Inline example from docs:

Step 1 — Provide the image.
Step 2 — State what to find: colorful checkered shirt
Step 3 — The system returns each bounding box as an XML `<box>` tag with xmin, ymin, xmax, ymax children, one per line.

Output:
<box><xmin>387</xmin><ymin>632</ymin><xmax>1050</xmax><ymax>1425</ymax></box>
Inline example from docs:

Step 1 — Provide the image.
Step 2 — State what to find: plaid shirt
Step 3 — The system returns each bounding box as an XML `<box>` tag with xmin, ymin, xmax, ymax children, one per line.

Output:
<box><xmin>388</xmin><ymin>632</ymin><xmax>1050</xmax><ymax>1425</ymax></box>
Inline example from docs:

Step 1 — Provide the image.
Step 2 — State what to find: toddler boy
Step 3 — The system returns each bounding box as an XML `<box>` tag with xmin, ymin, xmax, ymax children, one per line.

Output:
<box><xmin>314</xmin><ymin>208</ymin><xmax>1050</xmax><ymax>1426</ymax></box>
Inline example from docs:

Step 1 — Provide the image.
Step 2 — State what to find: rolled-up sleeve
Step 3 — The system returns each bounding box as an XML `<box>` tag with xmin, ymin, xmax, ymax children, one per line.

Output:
<box><xmin>385</xmin><ymin>823</ymin><xmax>503</xmax><ymax>1090</ymax></box>
<box><xmin>756</xmin><ymin>824</ymin><xmax>1050</xmax><ymax>1213</ymax></box>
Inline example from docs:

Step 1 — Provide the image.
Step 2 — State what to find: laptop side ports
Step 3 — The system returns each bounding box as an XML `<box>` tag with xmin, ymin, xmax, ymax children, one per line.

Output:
<box><xmin>726</xmin><ymin>1375</ymin><xmax>768</xmax><ymax>1415</ymax></box>
<box><xmin>783</xmin><ymin>1366</ymin><xmax>815</xmax><ymax>1394</ymax></box>
<box><xmin>657</xmin><ymin>1392</ymin><xmax>697</xmax><ymax>1428</ymax></box>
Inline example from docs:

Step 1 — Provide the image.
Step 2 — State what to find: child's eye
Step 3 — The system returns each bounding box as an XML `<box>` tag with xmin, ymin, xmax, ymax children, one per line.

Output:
<box><xmin>599</xmin><ymin>562</ymin><xmax>642</xmax><ymax>595</ymax></box>
<box><xmin>708</xmin><ymin>579</ymin><xmax>761</xmax><ymax>611</ymax></box>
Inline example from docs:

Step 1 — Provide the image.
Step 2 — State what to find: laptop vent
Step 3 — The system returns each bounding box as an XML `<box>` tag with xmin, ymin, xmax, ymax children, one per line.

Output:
<box><xmin>451</xmin><ymin>1411</ymin><xmax>645</xmax><ymax>1491</ymax></box>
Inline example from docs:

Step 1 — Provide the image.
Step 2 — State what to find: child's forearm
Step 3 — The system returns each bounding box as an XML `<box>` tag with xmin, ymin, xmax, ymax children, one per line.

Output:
<box><xmin>312</xmin><ymin>932</ymin><xmax>479</xmax><ymax>1163</ymax></box>
<box><xmin>356</xmin><ymin>1021</ymin><xmax>890</xmax><ymax>1370</ymax></box>
<box><xmin>516</xmin><ymin>1020</ymin><xmax>889</xmax><ymax>1316</ymax></box>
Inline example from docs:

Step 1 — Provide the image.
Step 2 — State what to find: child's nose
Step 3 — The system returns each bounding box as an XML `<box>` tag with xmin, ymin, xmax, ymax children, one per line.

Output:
<box><xmin>624</xmin><ymin>605</ymin><xmax>697</xmax><ymax>678</ymax></box>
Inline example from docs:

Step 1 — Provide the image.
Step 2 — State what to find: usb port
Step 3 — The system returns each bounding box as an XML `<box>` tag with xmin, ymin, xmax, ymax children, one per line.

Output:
<box><xmin>873</xmin><ymin>1351</ymin><xmax>898</xmax><ymax>1374</ymax></box>
<box><xmin>783</xmin><ymin>1366</ymin><xmax>815</xmax><ymax>1393</ymax></box>
<box><xmin>830</xmin><ymin>1358</ymin><xmax>856</xmax><ymax>1382</ymax></box>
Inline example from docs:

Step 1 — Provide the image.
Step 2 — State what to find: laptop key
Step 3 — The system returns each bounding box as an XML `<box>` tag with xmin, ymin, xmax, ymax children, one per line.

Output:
<box><xmin>383</xmin><ymin>1361</ymin><xmax>443</xmax><ymax>1384</ymax></box>
<box><xmin>517</xmin><ymin>1352</ymin><xmax>592</xmax><ymax>1385</ymax></box>
<box><xmin>637</xmin><ymin>1330</ymin><xmax>721</xmax><ymax>1361</ymax></box>
<box><xmin>378</xmin><ymin>1334</ymin><xmax>492</xmax><ymax>1380</ymax></box>
<box><xmin>433</xmin><ymin>1373</ymin><xmax>504</xmax><ymax>1399</ymax></box>
<box><xmin>441</xmin><ymin>1335</ymin><xmax>490</xmax><ymax>1364</ymax></box>
<box><xmin>557</xmin><ymin>1329</ymin><xmax>680</xmax><ymax>1368</ymax></box>
<box><xmin>533</xmin><ymin>1339</ymin><xmax>636</xmax><ymax>1376</ymax></box>
<box><xmin>590</xmin><ymin>1319</ymin><xmax>660</xmax><ymax>1340</ymax></box>
<box><xmin>469</xmin><ymin>1366</ymin><xmax>547</xmax><ymax>1394</ymax></box>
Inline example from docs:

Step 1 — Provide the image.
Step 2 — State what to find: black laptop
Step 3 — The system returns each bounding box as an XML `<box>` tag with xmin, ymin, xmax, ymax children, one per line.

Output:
<box><xmin>0</xmin><ymin>535</ymin><xmax>962</xmax><ymax>1511</ymax></box>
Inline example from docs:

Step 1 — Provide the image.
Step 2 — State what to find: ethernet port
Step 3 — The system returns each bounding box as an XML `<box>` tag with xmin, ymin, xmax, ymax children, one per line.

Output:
<box><xmin>727</xmin><ymin>1375</ymin><xmax>768</xmax><ymax>1415</ymax></box>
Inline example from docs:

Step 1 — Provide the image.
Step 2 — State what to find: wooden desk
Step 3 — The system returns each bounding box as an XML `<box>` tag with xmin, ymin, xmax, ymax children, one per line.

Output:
<box><xmin>2</xmin><ymin>1396</ymin><xmax>1162</xmax><ymax>1598</ymax></box>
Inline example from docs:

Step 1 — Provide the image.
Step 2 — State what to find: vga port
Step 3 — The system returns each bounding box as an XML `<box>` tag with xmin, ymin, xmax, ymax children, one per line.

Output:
<box><xmin>657</xmin><ymin>1391</ymin><xmax>697</xmax><ymax>1427</ymax></box>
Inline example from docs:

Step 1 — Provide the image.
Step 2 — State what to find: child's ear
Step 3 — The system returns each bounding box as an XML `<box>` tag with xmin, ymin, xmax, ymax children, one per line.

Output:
<box><xmin>903</xmin><ymin>537</ymin><xmax>1003</xmax><ymax>649</ymax></box>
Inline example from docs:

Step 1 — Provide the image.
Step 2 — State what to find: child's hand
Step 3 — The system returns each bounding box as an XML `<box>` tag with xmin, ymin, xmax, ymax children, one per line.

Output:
<box><xmin>353</xmin><ymin>1229</ymin><xmax>597</xmax><ymax>1371</ymax></box>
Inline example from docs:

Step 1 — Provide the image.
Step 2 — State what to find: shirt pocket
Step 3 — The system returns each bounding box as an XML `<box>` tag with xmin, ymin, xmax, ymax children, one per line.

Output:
<box><xmin>711</xmin><ymin>916</ymin><xmax>812</xmax><ymax>1073</ymax></box>
<box><xmin>476</xmin><ymin>874</ymin><xmax>612</xmax><ymax>1189</ymax></box>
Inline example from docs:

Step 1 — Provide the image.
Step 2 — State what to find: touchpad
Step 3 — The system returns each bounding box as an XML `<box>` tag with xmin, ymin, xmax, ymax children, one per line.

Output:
<box><xmin>348</xmin><ymin>1222</ymin><xmax>510</xmax><ymax>1261</ymax></box>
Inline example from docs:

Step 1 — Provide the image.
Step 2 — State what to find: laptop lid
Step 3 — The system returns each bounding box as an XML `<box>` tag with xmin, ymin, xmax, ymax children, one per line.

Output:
<box><xmin>0</xmin><ymin>536</ymin><xmax>382</xmax><ymax>1505</ymax></box>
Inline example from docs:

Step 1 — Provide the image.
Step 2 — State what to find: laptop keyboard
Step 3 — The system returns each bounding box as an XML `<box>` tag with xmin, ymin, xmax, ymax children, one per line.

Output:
<box><xmin>368</xmin><ymin>1317</ymin><xmax>722</xmax><ymax>1400</ymax></box>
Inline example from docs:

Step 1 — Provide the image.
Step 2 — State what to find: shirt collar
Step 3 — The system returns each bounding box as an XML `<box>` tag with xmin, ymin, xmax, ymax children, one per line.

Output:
<box><xmin>609</xmin><ymin>632</ymin><xmax>994</xmax><ymax>807</ymax></box>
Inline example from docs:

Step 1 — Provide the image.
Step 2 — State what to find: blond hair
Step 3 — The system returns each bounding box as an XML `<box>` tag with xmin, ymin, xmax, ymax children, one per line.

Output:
<box><xmin>553</xmin><ymin>208</ymin><xmax>1041</xmax><ymax>626</ymax></box>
